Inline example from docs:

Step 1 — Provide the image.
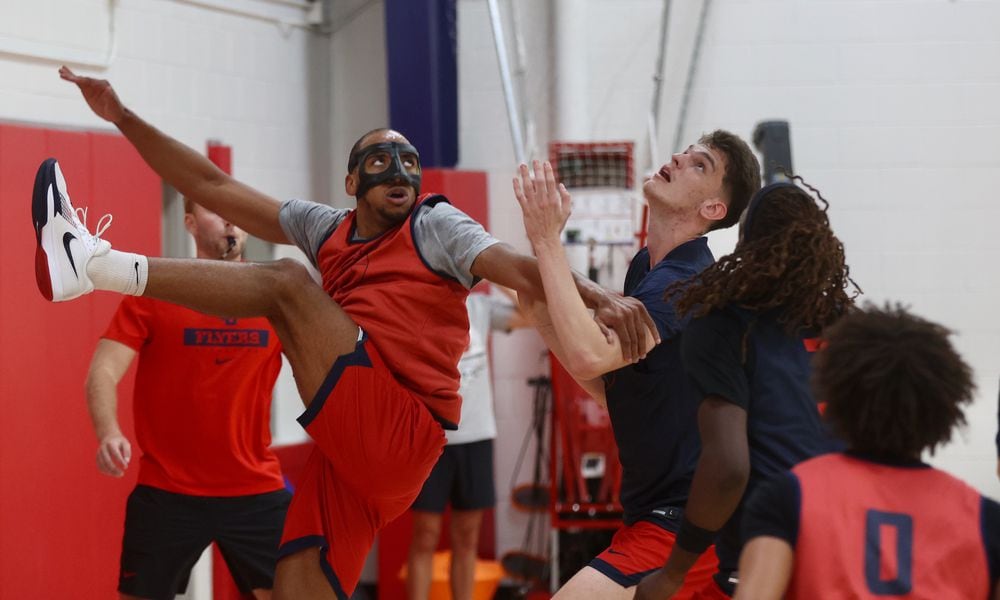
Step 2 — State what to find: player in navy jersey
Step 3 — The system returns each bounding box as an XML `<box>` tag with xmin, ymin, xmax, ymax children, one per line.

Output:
<box><xmin>737</xmin><ymin>304</ymin><xmax>1000</xmax><ymax>600</ymax></box>
<box><xmin>513</xmin><ymin>128</ymin><xmax>761</xmax><ymax>600</ymax></box>
<box><xmin>635</xmin><ymin>180</ymin><xmax>860</xmax><ymax>599</ymax></box>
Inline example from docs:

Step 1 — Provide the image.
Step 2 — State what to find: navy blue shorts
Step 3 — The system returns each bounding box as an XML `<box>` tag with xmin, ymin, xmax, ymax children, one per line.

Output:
<box><xmin>411</xmin><ymin>439</ymin><xmax>496</xmax><ymax>512</ymax></box>
<box><xmin>119</xmin><ymin>485</ymin><xmax>291</xmax><ymax>600</ymax></box>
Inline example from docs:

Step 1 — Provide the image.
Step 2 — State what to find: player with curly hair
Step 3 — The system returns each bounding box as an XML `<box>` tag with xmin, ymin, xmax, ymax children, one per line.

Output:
<box><xmin>735</xmin><ymin>304</ymin><xmax>1000</xmax><ymax>599</ymax></box>
<box><xmin>636</xmin><ymin>180</ymin><xmax>860</xmax><ymax>599</ymax></box>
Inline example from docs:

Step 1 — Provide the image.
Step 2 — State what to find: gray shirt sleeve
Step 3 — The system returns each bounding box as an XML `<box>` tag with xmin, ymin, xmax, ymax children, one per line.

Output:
<box><xmin>278</xmin><ymin>199</ymin><xmax>350</xmax><ymax>267</ymax></box>
<box><xmin>413</xmin><ymin>201</ymin><xmax>502</xmax><ymax>289</ymax></box>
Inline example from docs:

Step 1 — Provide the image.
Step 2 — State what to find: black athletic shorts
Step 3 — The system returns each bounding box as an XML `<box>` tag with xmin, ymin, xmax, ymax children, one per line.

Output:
<box><xmin>411</xmin><ymin>439</ymin><xmax>496</xmax><ymax>513</ymax></box>
<box><xmin>118</xmin><ymin>484</ymin><xmax>292</xmax><ymax>600</ymax></box>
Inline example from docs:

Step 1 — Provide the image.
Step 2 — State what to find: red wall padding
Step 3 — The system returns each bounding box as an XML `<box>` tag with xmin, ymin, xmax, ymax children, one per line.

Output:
<box><xmin>0</xmin><ymin>123</ymin><xmax>161</xmax><ymax>599</ymax></box>
<box><xmin>421</xmin><ymin>169</ymin><xmax>490</xmax><ymax>229</ymax></box>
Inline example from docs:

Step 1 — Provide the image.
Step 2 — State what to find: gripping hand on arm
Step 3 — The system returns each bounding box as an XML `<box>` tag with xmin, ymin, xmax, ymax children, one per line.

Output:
<box><xmin>59</xmin><ymin>66</ymin><xmax>289</xmax><ymax>243</ymax></box>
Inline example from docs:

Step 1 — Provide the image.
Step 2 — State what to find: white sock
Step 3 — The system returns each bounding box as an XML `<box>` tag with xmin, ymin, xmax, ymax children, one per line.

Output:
<box><xmin>88</xmin><ymin>249</ymin><xmax>149</xmax><ymax>296</ymax></box>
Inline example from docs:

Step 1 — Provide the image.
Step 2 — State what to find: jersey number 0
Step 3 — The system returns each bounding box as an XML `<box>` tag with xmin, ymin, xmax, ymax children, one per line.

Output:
<box><xmin>864</xmin><ymin>509</ymin><xmax>913</xmax><ymax>595</ymax></box>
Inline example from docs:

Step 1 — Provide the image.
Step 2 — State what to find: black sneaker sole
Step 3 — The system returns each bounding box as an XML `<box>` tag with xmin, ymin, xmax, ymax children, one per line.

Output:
<box><xmin>32</xmin><ymin>158</ymin><xmax>59</xmax><ymax>300</ymax></box>
<box><xmin>32</xmin><ymin>158</ymin><xmax>58</xmax><ymax>242</ymax></box>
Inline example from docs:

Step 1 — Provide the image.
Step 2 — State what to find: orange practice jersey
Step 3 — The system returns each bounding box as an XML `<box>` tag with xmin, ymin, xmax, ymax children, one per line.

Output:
<box><xmin>315</xmin><ymin>194</ymin><xmax>470</xmax><ymax>428</ymax></box>
<box><xmin>104</xmin><ymin>296</ymin><xmax>285</xmax><ymax>496</ymax></box>
<box><xmin>789</xmin><ymin>453</ymin><xmax>992</xmax><ymax>599</ymax></box>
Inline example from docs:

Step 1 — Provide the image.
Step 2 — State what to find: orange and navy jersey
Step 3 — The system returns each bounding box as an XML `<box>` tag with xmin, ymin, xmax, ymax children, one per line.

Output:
<box><xmin>743</xmin><ymin>452</ymin><xmax>1000</xmax><ymax>598</ymax></box>
<box><xmin>103</xmin><ymin>296</ymin><xmax>285</xmax><ymax>497</ymax></box>
<box><xmin>314</xmin><ymin>194</ymin><xmax>470</xmax><ymax>428</ymax></box>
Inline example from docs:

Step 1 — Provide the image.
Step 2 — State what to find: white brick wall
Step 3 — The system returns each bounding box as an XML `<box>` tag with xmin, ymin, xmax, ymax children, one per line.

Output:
<box><xmin>329</xmin><ymin>0</ymin><xmax>388</xmax><ymax>207</ymax></box>
<box><xmin>671</xmin><ymin>0</ymin><xmax>1000</xmax><ymax>501</ymax></box>
<box><xmin>454</xmin><ymin>0</ymin><xmax>1000</xmax><ymax>557</ymax></box>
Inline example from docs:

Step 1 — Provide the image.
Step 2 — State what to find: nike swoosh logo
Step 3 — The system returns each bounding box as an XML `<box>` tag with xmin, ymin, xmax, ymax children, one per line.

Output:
<box><xmin>607</xmin><ymin>548</ymin><xmax>628</xmax><ymax>557</ymax></box>
<box><xmin>134</xmin><ymin>261</ymin><xmax>140</xmax><ymax>286</ymax></box>
<box><xmin>62</xmin><ymin>232</ymin><xmax>79</xmax><ymax>277</ymax></box>
<box><xmin>215</xmin><ymin>357</ymin><xmax>233</xmax><ymax>365</ymax></box>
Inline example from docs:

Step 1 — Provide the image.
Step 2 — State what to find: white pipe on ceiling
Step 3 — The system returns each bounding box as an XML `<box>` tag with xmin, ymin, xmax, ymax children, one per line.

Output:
<box><xmin>553</xmin><ymin>0</ymin><xmax>589</xmax><ymax>140</ymax></box>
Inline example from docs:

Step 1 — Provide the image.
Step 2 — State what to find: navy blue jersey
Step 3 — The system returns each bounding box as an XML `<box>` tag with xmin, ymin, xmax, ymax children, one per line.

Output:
<box><xmin>682</xmin><ymin>306</ymin><xmax>839</xmax><ymax>585</ymax></box>
<box><xmin>603</xmin><ymin>238</ymin><xmax>714</xmax><ymax>526</ymax></box>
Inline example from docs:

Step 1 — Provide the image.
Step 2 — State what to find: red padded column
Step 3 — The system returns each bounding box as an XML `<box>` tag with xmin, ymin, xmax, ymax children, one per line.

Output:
<box><xmin>0</xmin><ymin>124</ymin><xmax>160</xmax><ymax>599</ymax></box>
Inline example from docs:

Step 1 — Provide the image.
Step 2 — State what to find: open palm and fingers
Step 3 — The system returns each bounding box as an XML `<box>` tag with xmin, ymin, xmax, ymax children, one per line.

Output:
<box><xmin>59</xmin><ymin>66</ymin><xmax>126</xmax><ymax>124</ymax></box>
<box><xmin>513</xmin><ymin>160</ymin><xmax>572</xmax><ymax>247</ymax></box>
<box><xmin>513</xmin><ymin>160</ymin><xmax>658</xmax><ymax>361</ymax></box>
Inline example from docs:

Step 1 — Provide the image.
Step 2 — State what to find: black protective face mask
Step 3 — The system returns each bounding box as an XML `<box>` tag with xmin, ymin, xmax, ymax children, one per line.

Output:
<box><xmin>348</xmin><ymin>142</ymin><xmax>422</xmax><ymax>199</ymax></box>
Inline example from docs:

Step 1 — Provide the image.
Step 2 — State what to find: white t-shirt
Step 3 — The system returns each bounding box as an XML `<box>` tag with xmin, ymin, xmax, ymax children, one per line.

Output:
<box><xmin>447</xmin><ymin>294</ymin><xmax>515</xmax><ymax>445</ymax></box>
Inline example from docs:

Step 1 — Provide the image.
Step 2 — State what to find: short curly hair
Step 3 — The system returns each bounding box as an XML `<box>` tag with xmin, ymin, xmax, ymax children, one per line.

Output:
<box><xmin>814</xmin><ymin>303</ymin><xmax>976</xmax><ymax>460</ymax></box>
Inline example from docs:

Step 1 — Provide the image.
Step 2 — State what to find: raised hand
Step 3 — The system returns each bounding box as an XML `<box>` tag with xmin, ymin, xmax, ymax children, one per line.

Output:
<box><xmin>512</xmin><ymin>160</ymin><xmax>572</xmax><ymax>247</ymax></box>
<box><xmin>59</xmin><ymin>66</ymin><xmax>126</xmax><ymax>124</ymax></box>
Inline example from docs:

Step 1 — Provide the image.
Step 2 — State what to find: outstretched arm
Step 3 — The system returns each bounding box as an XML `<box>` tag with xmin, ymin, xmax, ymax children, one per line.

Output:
<box><xmin>85</xmin><ymin>339</ymin><xmax>138</xmax><ymax>478</ymax></box>
<box><xmin>471</xmin><ymin>240</ymin><xmax>656</xmax><ymax>367</ymax></box>
<box><xmin>60</xmin><ymin>67</ymin><xmax>289</xmax><ymax>244</ymax></box>
<box><xmin>509</xmin><ymin>161</ymin><xmax>659</xmax><ymax>379</ymax></box>
<box><xmin>635</xmin><ymin>398</ymin><xmax>750</xmax><ymax>599</ymax></box>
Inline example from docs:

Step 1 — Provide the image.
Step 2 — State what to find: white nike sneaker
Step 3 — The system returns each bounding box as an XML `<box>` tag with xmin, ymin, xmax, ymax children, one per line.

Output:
<box><xmin>32</xmin><ymin>158</ymin><xmax>113</xmax><ymax>302</ymax></box>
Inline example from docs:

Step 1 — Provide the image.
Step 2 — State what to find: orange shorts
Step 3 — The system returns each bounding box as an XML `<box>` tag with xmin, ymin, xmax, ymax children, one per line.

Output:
<box><xmin>278</xmin><ymin>335</ymin><xmax>445</xmax><ymax>598</ymax></box>
<box><xmin>590</xmin><ymin>519</ymin><xmax>720</xmax><ymax>598</ymax></box>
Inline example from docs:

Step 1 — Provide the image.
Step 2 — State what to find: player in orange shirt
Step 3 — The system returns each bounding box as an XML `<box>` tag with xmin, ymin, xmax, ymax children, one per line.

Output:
<box><xmin>736</xmin><ymin>305</ymin><xmax>1000</xmax><ymax>600</ymax></box>
<box><xmin>86</xmin><ymin>199</ymin><xmax>289</xmax><ymax>600</ymax></box>
<box><xmin>39</xmin><ymin>68</ymin><xmax>655</xmax><ymax>600</ymax></box>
